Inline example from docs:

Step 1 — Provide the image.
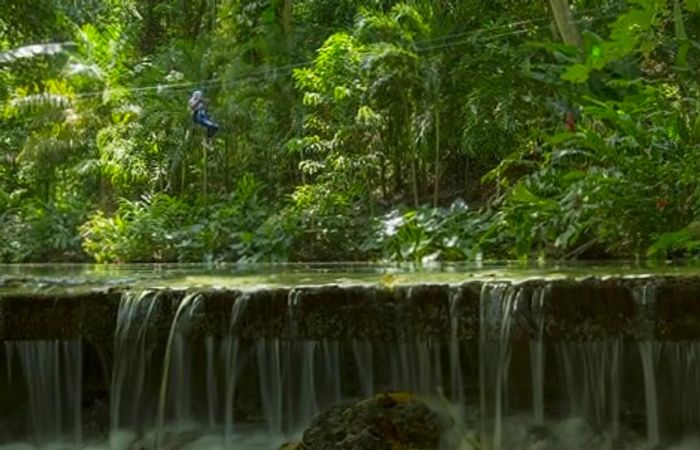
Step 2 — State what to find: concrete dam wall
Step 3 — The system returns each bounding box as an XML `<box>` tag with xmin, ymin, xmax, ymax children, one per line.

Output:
<box><xmin>1</xmin><ymin>273</ymin><xmax>700</xmax><ymax>449</ymax></box>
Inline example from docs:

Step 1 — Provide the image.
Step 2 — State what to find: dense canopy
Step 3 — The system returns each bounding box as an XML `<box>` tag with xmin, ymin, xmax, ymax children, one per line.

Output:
<box><xmin>1</xmin><ymin>0</ymin><xmax>700</xmax><ymax>263</ymax></box>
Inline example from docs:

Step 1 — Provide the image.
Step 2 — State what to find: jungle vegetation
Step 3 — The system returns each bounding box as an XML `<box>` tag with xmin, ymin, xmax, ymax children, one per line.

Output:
<box><xmin>2</xmin><ymin>0</ymin><xmax>700</xmax><ymax>263</ymax></box>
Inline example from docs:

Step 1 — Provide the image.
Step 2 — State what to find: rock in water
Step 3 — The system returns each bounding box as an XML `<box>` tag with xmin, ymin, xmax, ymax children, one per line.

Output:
<box><xmin>288</xmin><ymin>392</ymin><xmax>453</xmax><ymax>450</ymax></box>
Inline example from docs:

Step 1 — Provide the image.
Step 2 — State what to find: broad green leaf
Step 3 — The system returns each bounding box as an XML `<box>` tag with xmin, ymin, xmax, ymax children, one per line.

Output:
<box><xmin>674</xmin><ymin>0</ymin><xmax>689</xmax><ymax>68</ymax></box>
<box><xmin>510</xmin><ymin>183</ymin><xmax>553</xmax><ymax>207</ymax></box>
<box><xmin>562</xmin><ymin>63</ymin><xmax>591</xmax><ymax>83</ymax></box>
<box><xmin>333</xmin><ymin>86</ymin><xmax>350</xmax><ymax>101</ymax></box>
<box><xmin>647</xmin><ymin>229</ymin><xmax>690</xmax><ymax>257</ymax></box>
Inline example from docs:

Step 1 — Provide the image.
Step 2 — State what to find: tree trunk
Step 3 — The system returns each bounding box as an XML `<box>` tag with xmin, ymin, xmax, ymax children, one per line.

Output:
<box><xmin>224</xmin><ymin>135</ymin><xmax>230</xmax><ymax>190</ymax></box>
<box><xmin>202</xmin><ymin>141</ymin><xmax>208</xmax><ymax>200</ymax></box>
<box><xmin>140</xmin><ymin>0</ymin><xmax>164</xmax><ymax>53</ymax></box>
<box><xmin>411</xmin><ymin>157</ymin><xmax>419</xmax><ymax>208</ymax></box>
<box><xmin>433</xmin><ymin>110</ymin><xmax>440</xmax><ymax>208</ymax></box>
<box><xmin>190</xmin><ymin>0</ymin><xmax>208</xmax><ymax>39</ymax></box>
<box><xmin>277</xmin><ymin>0</ymin><xmax>293</xmax><ymax>57</ymax></box>
<box><xmin>281</xmin><ymin>0</ymin><xmax>293</xmax><ymax>37</ymax></box>
<box><xmin>381</xmin><ymin>157</ymin><xmax>387</xmax><ymax>202</ymax></box>
<box><xmin>463</xmin><ymin>156</ymin><xmax>470</xmax><ymax>199</ymax></box>
<box><xmin>548</xmin><ymin>0</ymin><xmax>583</xmax><ymax>50</ymax></box>
<box><xmin>393</xmin><ymin>156</ymin><xmax>403</xmax><ymax>198</ymax></box>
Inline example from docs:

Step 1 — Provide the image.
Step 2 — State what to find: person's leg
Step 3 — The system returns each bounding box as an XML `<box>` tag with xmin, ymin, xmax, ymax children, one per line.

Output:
<box><xmin>206</xmin><ymin>121</ymin><xmax>219</xmax><ymax>138</ymax></box>
<box><xmin>196</xmin><ymin>111</ymin><xmax>219</xmax><ymax>138</ymax></box>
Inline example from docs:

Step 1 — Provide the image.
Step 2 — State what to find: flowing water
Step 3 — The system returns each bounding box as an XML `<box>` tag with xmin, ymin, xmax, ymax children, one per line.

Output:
<box><xmin>2</xmin><ymin>266</ymin><xmax>700</xmax><ymax>449</ymax></box>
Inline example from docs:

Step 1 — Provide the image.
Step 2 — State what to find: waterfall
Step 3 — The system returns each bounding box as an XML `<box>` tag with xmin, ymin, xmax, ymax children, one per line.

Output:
<box><xmin>449</xmin><ymin>285</ymin><xmax>464</xmax><ymax>407</ymax></box>
<box><xmin>667</xmin><ymin>342</ymin><xmax>700</xmax><ymax>432</ymax></box>
<box><xmin>479</xmin><ymin>283</ymin><xmax>524</xmax><ymax>450</ymax></box>
<box><xmin>639</xmin><ymin>341</ymin><xmax>661</xmax><ymax>445</ymax></box>
<box><xmin>635</xmin><ymin>283</ymin><xmax>661</xmax><ymax>446</ymax></box>
<box><xmin>352</xmin><ymin>339</ymin><xmax>374</xmax><ymax>398</ymax></box>
<box><xmin>7</xmin><ymin>340</ymin><xmax>83</xmax><ymax>446</ymax></box>
<box><xmin>386</xmin><ymin>339</ymin><xmax>440</xmax><ymax>394</ymax></box>
<box><xmin>110</xmin><ymin>290</ymin><xmax>160</xmax><ymax>435</ymax></box>
<box><xmin>320</xmin><ymin>339</ymin><xmax>342</xmax><ymax>406</ymax></box>
<box><xmin>557</xmin><ymin>338</ymin><xmax>624</xmax><ymax>441</ymax></box>
<box><xmin>7</xmin><ymin>279</ymin><xmax>700</xmax><ymax>449</ymax></box>
<box><xmin>4</xmin><ymin>341</ymin><xmax>13</xmax><ymax>385</ymax></box>
<box><xmin>223</xmin><ymin>292</ymin><xmax>250</xmax><ymax>445</ymax></box>
<box><xmin>256</xmin><ymin>338</ymin><xmax>284</xmax><ymax>435</ymax></box>
<box><xmin>205</xmin><ymin>336</ymin><xmax>217</xmax><ymax>429</ymax></box>
<box><xmin>155</xmin><ymin>292</ymin><xmax>202</xmax><ymax>448</ymax></box>
<box><xmin>529</xmin><ymin>287</ymin><xmax>546</xmax><ymax>426</ymax></box>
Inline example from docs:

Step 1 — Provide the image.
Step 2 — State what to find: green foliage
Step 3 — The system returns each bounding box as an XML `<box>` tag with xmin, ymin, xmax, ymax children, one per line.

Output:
<box><xmin>0</xmin><ymin>196</ymin><xmax>88</xmax><ymax>262</ymax></box>
<box><xmin>365</xmin><ymin>201</ymin><xmax>489</xmax><ymax>263</ymax></box>
<box><xmin>647</xmin><ymin>222</ymin><xmax>700</xmax><ymax>259</ymax></box>
<box><xmin>280</xmin><ymin>184</ymin><xmax>374</xmax><ymax>261</ymax></box>
<box><xmin>81</xmin><ymin>175</ymin><xmax>281</xmax><ymax>263</ymax></box>
<box><xmin>4</xmin><ymin>0</ymin><xmax>700</xmax><ymax>264</ymax></box>
<box><xmin>487</xmin><ymin>1</ymin><xmax>700</xmax><ymax>260</ymax></box>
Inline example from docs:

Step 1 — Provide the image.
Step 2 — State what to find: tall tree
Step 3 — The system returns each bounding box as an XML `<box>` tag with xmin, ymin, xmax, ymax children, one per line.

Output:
<box><xmin>549</xmin><ymin>0</ymin><xmax>584</xmax><ymax>49</ymax></box>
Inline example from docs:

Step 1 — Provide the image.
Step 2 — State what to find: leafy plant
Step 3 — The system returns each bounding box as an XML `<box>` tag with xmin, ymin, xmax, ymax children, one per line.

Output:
<box><xmin>366</xmin><ymin>200</ymin><xmax>489</xmax><ymax>263</ymax></box>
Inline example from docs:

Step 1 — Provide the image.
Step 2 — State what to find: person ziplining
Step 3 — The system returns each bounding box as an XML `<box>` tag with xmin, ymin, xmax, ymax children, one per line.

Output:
<box><xmin>188</xmin><ymin>90</ymin><xmax>219</xmax><ymax>146</ymax></box>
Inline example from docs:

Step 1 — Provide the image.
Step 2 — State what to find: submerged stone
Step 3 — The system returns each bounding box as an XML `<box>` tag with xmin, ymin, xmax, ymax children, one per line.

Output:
<box><xmin>289</xmin><ymin>392</ymin><xmax>452</xmax><ymax>450</ymax></box>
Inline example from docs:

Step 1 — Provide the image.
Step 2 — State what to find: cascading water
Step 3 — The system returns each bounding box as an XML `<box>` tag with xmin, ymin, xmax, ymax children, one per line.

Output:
<box><xmin>222</xmin><ymin>292</ymin><xmax>250</xmax><ymax>444</ymax></box>
<box><xmin>110</xmin><ymin>290</ymin><xmax>161</xmax><ymax>445</ymax></box>
<box><xmin>479</xmin><ymin>283</ymin><xmax>523</xmax><ymax>450</ymax></box>
<box><xmin>2</xmin><ymin>340</ymin><xmax>83</xmax><ymax>448</ymax></box>
<box><xmin>352</xmin><ymin>338</ymin><xmax>374</xmax><ymax>398</ymax></box>
<box><xmin>529</xmin><ymin>286</ymin><xmax>546</xmax><ymax>427</ymax></box>
<box><xmin>666</xmin><ymin>342</ymin><xmax>700</xmax><ymax>433</ymax></box>
<box><xmin>636</xmin><ymin>283</ymin><xmax>661</xmax><ymax>446</ymax></box>
<box><xmin>639</xmin><ymin>340</ymin><xmax>661</xmax><ymax>446</ymax></box>
<box><xmin>448</xmin><ymin>286</ymin><xmax>464</xmax><ymax>409</ymax></box>
<box><xmin>5</xmin><ymin>279</ymin><xmax>700</xmax><ymax>449</ymax></box>
<box><xmin>557</xmin><ymin>339</ymin><xmax>623</xmax><ymax>436</ymax></box>
<box><xmin>154</xmin><ymin>292</ymin><xmax>203</xmax><ymax>448</ymax></box>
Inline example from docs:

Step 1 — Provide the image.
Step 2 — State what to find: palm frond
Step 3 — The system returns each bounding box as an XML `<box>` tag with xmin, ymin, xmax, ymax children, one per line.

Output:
<box><xmin>0</xmin><ymin>42</ymin><xmax>76</xmax><ymax>65</ymax></box>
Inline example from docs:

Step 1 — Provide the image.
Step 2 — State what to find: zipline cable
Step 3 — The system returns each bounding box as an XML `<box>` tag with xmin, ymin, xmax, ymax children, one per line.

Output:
<box><xmin>1</xmin><ymin>8</ymin><xmax>620</xmax><ymax>107</ymax></box>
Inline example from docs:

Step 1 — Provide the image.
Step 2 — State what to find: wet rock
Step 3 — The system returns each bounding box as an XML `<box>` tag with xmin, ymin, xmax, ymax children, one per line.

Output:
<box><xmin>0</xmin><ymin>290</ymin><xmax>121</xmax><ymax>342</ymax></box>
<box><xmin>289</xmin><ymin>392</ymin><xmax>452</xmax><ymax>450</ymax></box>
<box><xmin>280</xmin><ymin>443</ymin><xmax>301</xmax><ymax>450</ymax></box>
<box><xmin>7</xmin><ymin>276</ymin><xmax>700</xmax><ymax>342</ymax></box>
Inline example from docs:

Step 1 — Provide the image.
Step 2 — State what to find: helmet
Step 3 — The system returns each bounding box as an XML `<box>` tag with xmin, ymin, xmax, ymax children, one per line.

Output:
<box><xmin>191</xmin><ymin>90</ymin><xmax>203</xmax><ymax>100</ymax></box>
